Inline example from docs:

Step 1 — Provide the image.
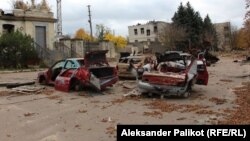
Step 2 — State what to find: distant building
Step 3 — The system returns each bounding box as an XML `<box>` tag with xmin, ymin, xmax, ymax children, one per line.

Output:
<box><xmin>213</xmin><ymin>22</ymin><xmax>231</xmax><ymax>50</ymax></box>
<box><xmin>128</xmin><ymin>21</ymin><xmax>170</xmax><ymax>43</ymax></box>
<box><xmin>0</xmin><ymin>8</ymin><xmax>56</xmax><ymax>50</ymax></box>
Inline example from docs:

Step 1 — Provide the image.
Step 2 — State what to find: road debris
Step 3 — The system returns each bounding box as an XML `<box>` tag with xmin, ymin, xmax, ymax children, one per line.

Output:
<box><xmin>10</xmin><ymin>85</ymin><xmax>45</xmax><ymax>94</ymax></box>
<box><xmin>123</xmin><ymin>88</ymin><xmax>141</xmax><ymax>97</ymax></box>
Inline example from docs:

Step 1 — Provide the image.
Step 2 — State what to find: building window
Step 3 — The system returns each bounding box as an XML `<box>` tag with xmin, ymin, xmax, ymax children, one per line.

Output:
<box><xmin>224</xmin><ymin>33</ymin><xmax>230</xmax><ymax>38</ymax></box>
<box><xmin>134</xmin><ymin>29</ymin><xmax>138</xmax><ymax>35</ymax></box>
<box><xmin>146</xmin><ymin>29</ymin><xmax>150</xmax><ymax>36</ymax></box>
<box><xmin>224</xmin><ymin>26</ymin><xmax>229</xmax><ymax>31</ymax></box>
<box><xmin>154</xmin><ymin>26</ymin><xmax>158</xmax><ymax>33</ymax></box>
<box><xmin>140</xmin><ymin>28</ymin><xmax>144</xmax><ymax>34</ymax></box>
<box><xmin>3</xmin><ymin>24</ymin><xmax>14</xmax><ymax>33</ymax></box>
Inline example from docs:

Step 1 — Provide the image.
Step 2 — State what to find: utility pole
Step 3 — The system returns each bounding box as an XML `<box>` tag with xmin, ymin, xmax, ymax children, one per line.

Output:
<box><xmin>56</xmin><ymin>0</ymin><xmax>62</xmax><ymax>36</ymax></box>
<box><xmin>87</xmin><ymin>5</ymin><xmax>93</xmax><ymax>41</ymax></box>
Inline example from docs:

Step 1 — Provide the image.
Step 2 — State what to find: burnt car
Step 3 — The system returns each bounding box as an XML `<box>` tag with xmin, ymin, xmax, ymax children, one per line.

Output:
<box><xmin>38</xmin><ymin>50</ymin><xmax>118</xmax><ymax>92</ymax></box>
<box><xmin>116</xmin><ymin>54</ymin><xmax>154</xmax><ymax>79</ymax></box>
<box><xmin>138</xmin><ymin>51</ymin><xmax>208</xmax><ymax>98</ymax></box>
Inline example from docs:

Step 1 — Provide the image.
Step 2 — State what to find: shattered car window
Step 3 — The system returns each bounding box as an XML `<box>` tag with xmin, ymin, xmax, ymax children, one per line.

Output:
<box><xmin>77</xmin><ymin>59</ymin><xmax>84</xmax><ymax>67</ymax></box>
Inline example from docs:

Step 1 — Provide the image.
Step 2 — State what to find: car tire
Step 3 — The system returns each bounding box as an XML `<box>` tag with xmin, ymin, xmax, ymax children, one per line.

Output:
<box><xmin>39</xmin><ymin>76</ymin><xmax>46</xmax><ymax>85</ymax></box>
<box><xmin>181</xmin><ymin>82</ymin><xmax>192</xmax><ymax>98</ymax></box>
<box><xmin>71</xmin><ymin>79</ymin><xmax>83</xmax><ymax>91</ymax></box>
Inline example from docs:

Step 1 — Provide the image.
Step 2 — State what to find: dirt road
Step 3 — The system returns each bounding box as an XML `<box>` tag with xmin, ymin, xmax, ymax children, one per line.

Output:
<box><xmin>0</xmin><ymin>56</ymin><xmax>249</xmax><ymax>141</ymax></box>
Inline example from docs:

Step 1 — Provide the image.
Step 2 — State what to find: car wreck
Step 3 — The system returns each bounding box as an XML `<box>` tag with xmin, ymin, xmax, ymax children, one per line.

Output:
<box><xmin>117</xmin><ymin>53</ymin><xmax>154</xmax><ymax>79</ymax></box>
<box><xmin>38</xmin><ymin>50</ymin><xmax>118</xmax><ymax>92</ymax></box>
<box><xmin>138</xmin><ymin>51</ymin><xmax>208</xmax><ymax>98</ymax></box>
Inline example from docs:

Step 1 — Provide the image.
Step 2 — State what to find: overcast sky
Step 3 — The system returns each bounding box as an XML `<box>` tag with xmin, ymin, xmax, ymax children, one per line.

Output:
<box><xmin>0</xmin><ymin>0</ymin><xmax>247</xmax><ymax>37</ymax></box>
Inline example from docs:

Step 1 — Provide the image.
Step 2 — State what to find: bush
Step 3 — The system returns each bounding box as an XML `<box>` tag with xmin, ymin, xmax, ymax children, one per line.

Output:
<box><xmin>0</xmin><ymin>30</ymin><xmax>39</xmax><ymax>68</ymax></box>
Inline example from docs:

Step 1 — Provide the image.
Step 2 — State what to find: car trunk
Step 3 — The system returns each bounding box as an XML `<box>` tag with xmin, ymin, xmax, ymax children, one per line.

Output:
<box><xmin>84</xmin><ymin>50</ymin><xmax>109</xmax><ymax>67</ymax></box>
<box><xmin>89</xmin><ymin>67</ymin><xmax>115</xmax><ymax>78</ymax></box>
<box><xmin>142</xmin><ymin>71</ymin><xmax>187</xmax><ymax>86</ymax></box>
<box><xmin>88</xmin><ymin>67</ymin><xmax>116</xmax><ymax>90</ymax></box>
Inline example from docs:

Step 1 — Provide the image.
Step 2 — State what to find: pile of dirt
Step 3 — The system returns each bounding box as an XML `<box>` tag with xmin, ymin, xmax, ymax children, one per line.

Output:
<box><xmin>218</xmin><ymin>82</ymin><xmax>250</xmax><ymax>124</ymax></box>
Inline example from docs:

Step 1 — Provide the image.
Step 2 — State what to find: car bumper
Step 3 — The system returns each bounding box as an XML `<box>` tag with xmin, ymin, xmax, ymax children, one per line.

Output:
<box><xmin>138</xmin><ymin>81</ymin><xmax>188</xmax><ymax>96</ymax></box>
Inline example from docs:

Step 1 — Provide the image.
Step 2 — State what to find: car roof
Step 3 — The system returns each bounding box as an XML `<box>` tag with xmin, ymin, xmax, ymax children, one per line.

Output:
<box><xmin>66</xmin><ymin>58</ymin><xmax>84</xmax><ymax>61</ymax></box>
<box><xmin>121</xmin><ymin>55</ymin><xmax>146</xmax><ymax>59</ymax></box>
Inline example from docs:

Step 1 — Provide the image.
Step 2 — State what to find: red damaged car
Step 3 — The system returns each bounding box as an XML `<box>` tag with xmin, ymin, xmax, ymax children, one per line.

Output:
<box><xmin>38</xmin><ymin>50</ymin><xmax>118</xmax><ymax>92</ymax></box>
<box><xmin>138</xmin><ymin>51</ymin><xmax>208</xmax><ymax>98</ymax></box>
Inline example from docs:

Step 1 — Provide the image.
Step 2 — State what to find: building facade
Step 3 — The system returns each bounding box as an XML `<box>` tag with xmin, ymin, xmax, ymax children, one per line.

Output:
<box><xmin>0</xmin><ymin>8</ymin><xmax>56</xmax><ymax>50</ymax></box>
<box><xmin>213</xmin><ymin>22</ymin><xmax>231</xmax><ymax>50</ymax></box>
<box><xmin>128</xmin><ymin>21</ymin><xmax>170</xmax><ymax>43</ymax></box>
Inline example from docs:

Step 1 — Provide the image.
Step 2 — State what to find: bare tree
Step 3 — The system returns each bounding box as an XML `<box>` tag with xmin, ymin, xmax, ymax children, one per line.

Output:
<box><xmin>229</xmin><ymin>25</ymin><xmax>240</xmax><ymax>50</ymax></box>
<box><xmin>159</xmin><ymin>24</ymin><xmax>187</xmax><ymax>50</ymax></box>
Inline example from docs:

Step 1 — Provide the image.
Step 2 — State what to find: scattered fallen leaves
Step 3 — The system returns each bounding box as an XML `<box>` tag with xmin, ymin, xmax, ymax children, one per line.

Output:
<box><xmin>47</xmin><ymin>95</ymin><xmax>61</xmax><ymax>100</ymax></box>
<box><xmin>6</xmin><ymin>134</ymin><xmax>11</xmax><ymax>137</ymax></box>
<box><xmin>144</xmin><ymin>100</ymin><xmax>210</xmax><ymax>113</ymax></box>
<box><xmin>196</xmin><ymin>110</ymin><xmax>219</xmax><ymax>115</ymax></box>
<box><xmin>78</xmin><ymin>109</ymin><xmax>87</xmax><ymax>113</ymax></box>
<box><xmin>218</xmin><ymin>82</ymin><xmax>250</xmax><ymax>124</ymax></box>
<box><xmin>144</xmin><ymin>100</ymin><xmax>177</xmax><ymax>112</ymax></box>
<box><xmin>143</xmin><ymin>111</ymin><xmax>163</xmax><ymax>118</ymax></box>
<box><xmin>177</xmin><ymin>117</ymin><xmax>186</xmax><ymax>120</ymax></box>
<box><xmin>75</xmin><ymin>124</ymin><xmax>81</xmax><ymax>129</ymax></box>
<box><xmin>0</xmin><ymin>91</ymin><xmax>11</xmax><ymax>96</ymax></box>
<box><xmin>106</xmin><ymin>126</ymin><xmax>116</xmax><ymax>135</ymax></box>
<box><xmin>91</xmin><ymin>100</ymin><xmax>100</xmax><ymax>103</ymax></box>
<box><xmin>180</xmin><ymin>105</ymin><xmax>209</xmax><ymax>113</ymax></box>
<box><xmin>219</xmin><ymin>79</ymin><xmax>233</xmax><ymax>83</ymax></box>
<box><xmin>111</xmin><ymin>98</ymin><xmax>127</xmax><ymax>104</ymax></box>
<box><xmin>24</xmin><ymin>112</ymin><xmax>36</xmax><ymax>117</ymax></box>
<box><xmin>209</xmin><ymin>97</ymin><xmax>227</xmax><ymax>105</ymax></box>
<box><xmin>43</xmin><ymin>88</ymin><xmax>54</xmax><ymax>95</ymax></box>
<box><xmin>101</xmin><ymin>118</ymin><xmax>108</xmax><ymax>122</ymax></box>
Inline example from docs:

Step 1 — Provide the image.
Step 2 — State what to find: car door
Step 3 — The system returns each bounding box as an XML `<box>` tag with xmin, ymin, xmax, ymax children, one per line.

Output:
<box><xmin>196</xmin><ymin>60</ymin><xmax>209</xmax><ymax>85</ymax></box>
<box><xmin>48</xmin><ymin>60</ymin><xmax>65</xmax><ymax>82</ymax></box>
<box><xmin>55</xmin><ymin>60</ymin><xmax>78</xmax><ymax>92</ymax></box>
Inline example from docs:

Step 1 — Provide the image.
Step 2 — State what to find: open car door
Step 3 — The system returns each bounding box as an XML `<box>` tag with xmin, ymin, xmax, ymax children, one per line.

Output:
<box><xmin>196</xmin><ymin>60</ymin><xmax>209</xmax><ymax>85</ymax></box>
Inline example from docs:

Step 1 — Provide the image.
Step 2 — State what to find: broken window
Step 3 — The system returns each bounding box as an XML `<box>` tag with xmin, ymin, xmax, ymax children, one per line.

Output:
<box><xmin>2</xmin><ymin>24</ymin><xmax>14</xmax><ymax>33</ymax></box>
<box><xmin>140</xmin><ymin>28</ymin><xmax>144</xmax><ymax>34</ymax></box>
<box><xmin>146</xmin><ymin>29</ymin><xmax>150</xmax><ymax>36</ymax></box>
<box><xmin>154</xmin><ymin>26</ymin><xmax>158</xmax><ymax>33</ymax></box>
<box><xmin>224</xmin><ymin>26</ymin><xmax>229</xmax><ymax>31</ymax></box>
<box><xmin>134</xmin><ymin>29</ymin><xmax>138</xmax><ymax>35</ymax></box>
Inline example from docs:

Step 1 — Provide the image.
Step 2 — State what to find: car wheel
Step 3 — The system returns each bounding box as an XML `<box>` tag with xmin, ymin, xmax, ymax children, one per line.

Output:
<box><xmin>182</xmin><ymin>91</ymin><xmax>191</xmax><ymax>98</ymax></box>
<box><xmin>181</xmin><ymin>82</ymin><xmax>192</xmax><ymax>98</ymax></box>
<box><xmin>39</xmin><ymin>76</ymin><xmax>46</xmax><ymax>85</ymax></box>
<box><xmin>71</xmin><ymin>79</ymin><xmax>83</xmax><ymax>91</ymax></box>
